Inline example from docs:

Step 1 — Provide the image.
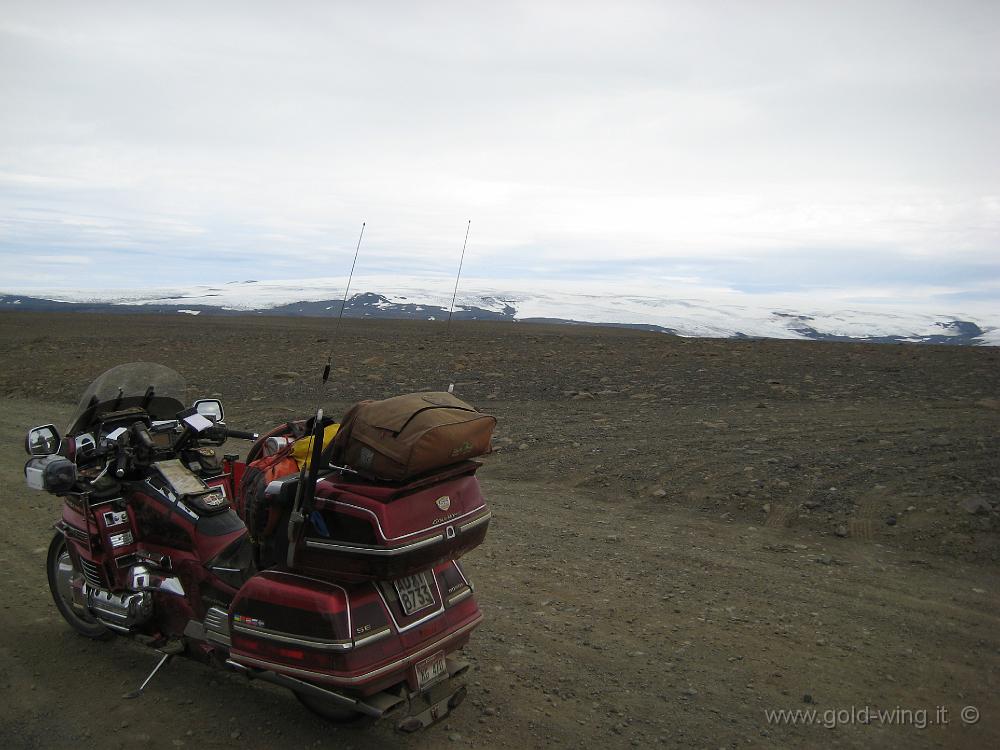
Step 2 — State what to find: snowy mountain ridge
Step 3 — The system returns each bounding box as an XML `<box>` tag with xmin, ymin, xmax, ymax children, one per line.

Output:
<box><xmin>2</xmin><ymin>276</ymin><xmax>998</xmax><ymax>346</ymax></box>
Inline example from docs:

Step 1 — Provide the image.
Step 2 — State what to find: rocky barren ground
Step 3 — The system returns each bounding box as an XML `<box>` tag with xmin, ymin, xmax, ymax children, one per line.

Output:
<box><xmin>0</xmin><ymin>312</ymin><xmax>998</xmax><ymax>749</ymax></box>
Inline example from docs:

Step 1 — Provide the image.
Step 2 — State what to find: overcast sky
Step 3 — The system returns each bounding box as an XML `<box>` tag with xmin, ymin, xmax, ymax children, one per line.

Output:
<box><xmin>1</xmin><ymin>0</ymin><xmax>998</xmax><ymax>309</ymax></box>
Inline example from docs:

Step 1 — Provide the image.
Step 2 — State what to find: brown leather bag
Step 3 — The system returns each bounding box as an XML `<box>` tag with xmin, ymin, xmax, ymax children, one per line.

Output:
<box><xmin>328</xmin><ymin>392</ymin><xmax>496</xmax><ymax>481</ymax></box>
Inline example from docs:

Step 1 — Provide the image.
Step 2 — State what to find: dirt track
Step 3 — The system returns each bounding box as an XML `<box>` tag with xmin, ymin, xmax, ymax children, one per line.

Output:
<box><xmin>0</xmin><ymin>312</ymin><xmax>998</xmax><ymax>749</ymax></box>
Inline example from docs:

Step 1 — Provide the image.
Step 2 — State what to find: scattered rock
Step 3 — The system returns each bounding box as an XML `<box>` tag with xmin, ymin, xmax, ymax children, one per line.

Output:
<box><xmin>651</xmin><ymin>488</ymin><xmax>668</xmax><ymax>498</ymax></box>
<box><xmin>960</xmin><ymin>497</ymin><xmax>992</xmax><ymax>515</ymax></box>
<box><xmin>835</xmin><ymin>525</ymin><xmax>849</xmax><ymax>538</ymax></box>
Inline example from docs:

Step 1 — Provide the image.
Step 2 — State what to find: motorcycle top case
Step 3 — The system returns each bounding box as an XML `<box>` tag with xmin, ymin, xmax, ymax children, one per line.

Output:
<box><xmin>328</xmin><ymin>392</ymin><xmax>496</xmax><ymax>482</ymax></box>
<box><xmin>287</xmin><ymin>462</ymin><xmax>491</xmax><ymax>582</ymax></box>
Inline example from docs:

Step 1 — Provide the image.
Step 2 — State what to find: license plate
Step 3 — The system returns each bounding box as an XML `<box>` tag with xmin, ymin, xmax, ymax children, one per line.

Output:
<box><xmin>414</xmin><ymin>651</ymin><xmax>447</xmax><ymax>690</ymax></box>
<box><xmin>393</xmin><ymin>571</ymin><xmax>436</xmax><ymax>616</ymax></box>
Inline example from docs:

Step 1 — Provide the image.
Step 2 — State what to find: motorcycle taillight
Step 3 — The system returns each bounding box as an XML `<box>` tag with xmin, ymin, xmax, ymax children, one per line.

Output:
<box><xmin>231</xmin><ymin>634</ymin><xmax>341</xmax><ymax>671</ymax></box>
<box><xmin>230</xmin><ymin>571</ymin><xmax>353</xmax><ymax>658</ymax></box>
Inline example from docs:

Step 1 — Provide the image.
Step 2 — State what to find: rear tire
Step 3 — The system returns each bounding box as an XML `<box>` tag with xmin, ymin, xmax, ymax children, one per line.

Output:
<box><xmin>293</xmin><ymin>690</ymin><xmax>373</xmax><ymax>727</ymax></box>
<box><xmin>46</xmin><ymin>533</ymin><xmax>112</xmax><ymax>640</ymax></box>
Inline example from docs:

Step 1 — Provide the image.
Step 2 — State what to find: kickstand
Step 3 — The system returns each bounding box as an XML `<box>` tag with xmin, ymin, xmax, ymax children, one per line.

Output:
<box><xmin>124</xmin><ymin>651</ymin><xmax>172</xmax><ymax>699</ymax></box>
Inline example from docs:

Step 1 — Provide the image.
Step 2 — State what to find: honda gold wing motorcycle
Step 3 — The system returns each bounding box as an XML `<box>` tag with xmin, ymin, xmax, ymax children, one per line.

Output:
<box><xmin>24</xmin><ymin>362</ymin><xmax>492</xmax><ymax>731</ymax></box>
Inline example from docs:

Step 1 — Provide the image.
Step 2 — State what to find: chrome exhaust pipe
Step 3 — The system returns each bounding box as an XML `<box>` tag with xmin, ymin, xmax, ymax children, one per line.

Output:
<box><xmin>224</xmin><ymin>660</ymin><xmax>383</xmax><ymax>718</ymax></box>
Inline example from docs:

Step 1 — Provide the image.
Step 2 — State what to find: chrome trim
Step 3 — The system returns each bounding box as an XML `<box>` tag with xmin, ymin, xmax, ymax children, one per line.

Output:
<box><xmin>231</xmin><ymin>614</ymin><xmax>483</xmax><ymax>686</ymax></box>
<box><xmin>232</xmin><ymin>623</ymin><xmax>354</xmax><ymax>652</ymax></box>
<box><xmin>204</xmin><ymin>606</ymin><xmax>231</xmax><ymax>646</ymax></box>
<box><xmin>62</xmin><ymin>523</ymin><xmax>90</xmax><ymax>544</ymax></box>
<box><xmin>88</xmin><ymin>496</ymin><xmax>121</xmax><ymax>508</ymax></box>
<box><xmin>85</xmin><ymin>584</ymin><xmax>152</xmax><ymax>627</ymax></box>
<box><xmin>376</xmin><ymin>570</ymin><xmax>446</xmax><ymax>635</ymax></box>
<box><xmin>130</xmin><ymin>564</ymin><xmax>152</xmax><ymax>589</ymax></box>
<box><xmin>79</xmin><ymin>558</ymin><xmax>104</xmax><ymax>588</ymax></box>
<box><xmin>102</xmin><ymin>510</ymin><xmax>128</xmax><ymax>527</ymax></box>
<box><xmin>457</xmin><ymin>511</ymin><xmax>491</xmax><ymax>533</ymax></box>
<box><xmin>454</xmin><ymin>560</ymin><xmax>471</xmax><ymax>589</ymax></box>
<box><xmin>98</xmin><ymin>620</ymin><xmax>131</xmax><ymax>634</ymax></box>
<box><xmin>301</xmin><ymin>507</ymin><xmax>489</xmax><ymax>556</ymax></box>
<box><xmin>233</xmin><ymin>622</ymin><xmax>392</xmax><ymax>652</ymax></box>
<box><xmin>353</xmin><ymin>626</ymin><xmax>392</xmax><ymax>649</ymax></box>
<box><xmin>159</xmin><ymin>577</ymin><xmax>185</xmax><ymax>596</ymax></box>
<box><xmin>304</xmin><ymin>534</ymin><xmax>443</xmax><ymax>556</ymax></box>
<box><xmin>109</xmin><ymin>531</ymin><xmax>134</xmax><ymax>548</ymax></box>
<box><xmin>319</xmin><ymin>496</ymin><xmax>488</xmax><ymax>543</ymax></box>
<box><xmin>446</xmin><ymin>587</ymin><xmax>473</xmax><ymax>607</ymax></box>
<box><xmin>130</xmin><ymin>566</ymin><xmax>185</xmax><ymax>596</ymax></box>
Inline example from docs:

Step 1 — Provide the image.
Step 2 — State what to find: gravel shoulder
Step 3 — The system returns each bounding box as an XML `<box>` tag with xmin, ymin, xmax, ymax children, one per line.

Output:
<box><xmin>0</xmin><ymin>312</ymin><xmax>997</xmax><ymax>749</ymax></box>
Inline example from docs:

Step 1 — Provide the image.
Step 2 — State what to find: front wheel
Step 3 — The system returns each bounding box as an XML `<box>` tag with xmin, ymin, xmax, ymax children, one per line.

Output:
<box><xmin>46</xmin><ymin>533</ymin><xmax>112</xmax><ymax>640</ymax></box>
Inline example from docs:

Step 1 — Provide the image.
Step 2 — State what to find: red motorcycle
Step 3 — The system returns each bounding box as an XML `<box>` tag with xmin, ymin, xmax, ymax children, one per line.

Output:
<box><xmin>24</xmin><ymin>362</ymin><xmax>490</xmax><ymax>730</ymax></box>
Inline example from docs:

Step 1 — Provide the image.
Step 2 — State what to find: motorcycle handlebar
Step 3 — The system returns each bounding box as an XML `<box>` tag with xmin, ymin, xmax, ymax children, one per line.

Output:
<box><xmin>134</xmin><ymin>423</ymin><xmax>155</xmax><ymax>449</ymax></box>
<box><xmin>113</xmin><ymin>436</ymin><xmax>127</xmax><ymax>478</ymax></box>
<box><xmin>224</xmin><ymin>428</ymin><xmax>259</xmax><ymax>441</ymax></box>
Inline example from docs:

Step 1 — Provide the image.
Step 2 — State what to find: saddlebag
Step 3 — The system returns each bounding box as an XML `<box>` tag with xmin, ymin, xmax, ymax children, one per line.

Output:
<box><xmin>328</xmin><ymin>393</ymin><xmax>496</xmax><ymax>482</ymax></box>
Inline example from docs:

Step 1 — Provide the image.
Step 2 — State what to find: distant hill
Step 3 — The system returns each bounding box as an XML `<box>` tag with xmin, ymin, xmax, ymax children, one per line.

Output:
<box><xmin>2</xmin><ymin>278</ymin><xmax>997</xmax><ymax>346</ymax></box>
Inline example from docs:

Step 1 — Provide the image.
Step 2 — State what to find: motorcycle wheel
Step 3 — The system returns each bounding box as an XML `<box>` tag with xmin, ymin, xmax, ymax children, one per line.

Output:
<box><xmin>293</xmin><ymin>690</ymin><xmax>374</xmax><ymax>727</ymax></box>
<box><xmin>46</xmin><ymin>534</ymin><xmax>112</xmax><ymax>640</ymax></box>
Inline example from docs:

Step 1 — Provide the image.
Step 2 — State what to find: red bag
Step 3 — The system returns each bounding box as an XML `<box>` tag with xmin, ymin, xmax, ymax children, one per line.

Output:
<box><xmin>237</xmin><ymin>450</ymin><xmax>300</xmax><ymax>540</ymax></box>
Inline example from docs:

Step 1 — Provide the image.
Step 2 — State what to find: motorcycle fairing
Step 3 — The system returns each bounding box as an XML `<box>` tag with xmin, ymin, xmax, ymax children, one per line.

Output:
<box><xmin>152</xmin><ymin>460</ymin><xmax>231</xmax><ymax>515</ymax></box>
<box><xmin>130</xmin><ymin>480</ymin><xmax>246</xmax><ymax>562</ymax></box>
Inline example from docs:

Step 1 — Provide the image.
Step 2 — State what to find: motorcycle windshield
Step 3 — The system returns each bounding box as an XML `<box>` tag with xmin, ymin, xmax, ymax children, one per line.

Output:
<box><xmin>68</xmin><ymin>362</ymin><xmax>188</xmax><ymax>434</ymax></box>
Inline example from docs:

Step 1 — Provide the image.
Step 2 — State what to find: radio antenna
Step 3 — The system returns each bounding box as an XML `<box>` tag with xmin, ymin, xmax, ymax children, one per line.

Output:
<box><xmin>446</xmin><ymin>220</ymin><xmax>471</xmax><ymax>336</ymax></box>
<box><xmin>322</xmin><ymin>221</ymin><xmax>366</xmax><ymax>384</ymax></box>
<box><xmin>446</xmin><ymin>220</ymin><xmax>471</xmax><ymax>393</ymax></box>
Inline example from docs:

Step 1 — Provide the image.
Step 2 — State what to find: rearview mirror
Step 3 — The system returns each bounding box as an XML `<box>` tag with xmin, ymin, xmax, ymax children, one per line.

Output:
<box><xmin>25</xmin><ymin>424</ymin><xmax>61</xmax><ymax>456</ymax></box>
<box><xmin>194</xmin><ymin>399</ymin><xmax>224</xmax><ymax>423</ymax></box>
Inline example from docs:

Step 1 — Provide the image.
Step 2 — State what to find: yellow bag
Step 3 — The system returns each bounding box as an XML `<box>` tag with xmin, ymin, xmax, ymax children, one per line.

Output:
<box><xmin>291</xmin><ymin>423</ymin><xmax>340</xmax><ymax>469</ymax></box>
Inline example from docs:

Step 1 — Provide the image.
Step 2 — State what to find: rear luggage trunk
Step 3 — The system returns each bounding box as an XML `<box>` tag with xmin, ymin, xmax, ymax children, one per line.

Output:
<box><xmin>290</xmin><ymin>462</ymin><xmax>490</xmax><ymax>582</ymax></box>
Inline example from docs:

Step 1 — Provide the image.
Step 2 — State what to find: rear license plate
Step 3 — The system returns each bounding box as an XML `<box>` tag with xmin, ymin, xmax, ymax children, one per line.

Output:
<box><xmin>393</xmin><ymin>571</ymin><xmax>436</xmax><ymax>616</ymax></box>
<box><xmin>414</xmin><ymin>651</ymin><xmax>447</xmax><ymax>690</ymax></box>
